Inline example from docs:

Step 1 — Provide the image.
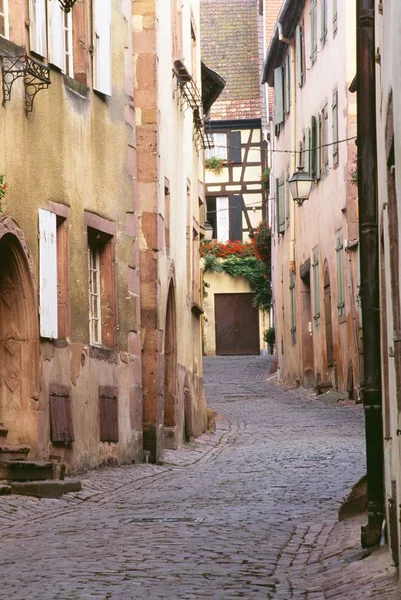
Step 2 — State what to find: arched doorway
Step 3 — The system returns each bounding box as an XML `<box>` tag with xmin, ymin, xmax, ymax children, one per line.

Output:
<box><xmin>164</xmin><ymin>281</ymin><xmax>177</xmax><ymax>448</ymax></box>
<box><xmin>0</xmin><ymin>217</ymin><xmax>39</xmax><ymax>448</ymax></box>
<box><xmin>323</xmin><ymin>263</ymin><xmax>334</xmax><ymax>367</ymax></box>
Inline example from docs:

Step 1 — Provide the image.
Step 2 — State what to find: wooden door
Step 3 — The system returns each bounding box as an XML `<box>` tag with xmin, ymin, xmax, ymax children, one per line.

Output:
<box><xmin>324</xmin><ymin>267</ymin><xmax>334</xmax><ymax>365</ymax></box>
<box><xmin>215</xmin><ymin>293</ymin><xmax>259</xmax><ymax>356</ymax></box>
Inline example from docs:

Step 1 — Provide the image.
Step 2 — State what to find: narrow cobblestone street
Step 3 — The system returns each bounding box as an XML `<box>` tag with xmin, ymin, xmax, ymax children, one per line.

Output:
<box><xmin>0</xmin><ymin>356</ymin><xmax>398</xmax><ymax>599</ymax></box>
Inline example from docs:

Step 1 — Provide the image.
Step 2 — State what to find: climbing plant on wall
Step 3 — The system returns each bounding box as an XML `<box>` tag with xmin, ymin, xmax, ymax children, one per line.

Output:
<box><xmin>201</xmin><ymin>224</ymin><xmax>272</xmax><ymax>310</ymax></box>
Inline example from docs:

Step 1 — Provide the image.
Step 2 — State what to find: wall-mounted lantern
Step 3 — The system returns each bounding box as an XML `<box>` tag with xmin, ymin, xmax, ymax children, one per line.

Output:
<box><xmin>289</xmin><ymin>167</ymin><xmax>314</xmax><ymax>207</ymax></box>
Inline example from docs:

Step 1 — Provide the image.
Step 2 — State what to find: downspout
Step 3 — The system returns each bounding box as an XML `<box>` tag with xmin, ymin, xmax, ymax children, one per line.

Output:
<box><xmin>278</xmin><ymin>24</ymin><xmax>296</xmax><ymax>269</ymax></box>
<box><xmin>356</xmin><ymin>0</ymin><xmax>384</xmax><ymax>548</ymax></box>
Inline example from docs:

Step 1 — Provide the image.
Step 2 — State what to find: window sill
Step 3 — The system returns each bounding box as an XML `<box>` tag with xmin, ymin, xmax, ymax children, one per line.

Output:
<box><xmin>63</xmin><ymin>75</ymin><xmax>90</xmax><ymax>99</ymax></box>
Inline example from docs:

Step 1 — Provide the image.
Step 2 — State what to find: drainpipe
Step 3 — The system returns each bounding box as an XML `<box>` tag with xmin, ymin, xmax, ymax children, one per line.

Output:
<box><xmin>356</xmin><ymin>0</ymin><xmax>384</xmax><ymax>548</ymax></box>
<box><xmin>278</xmin><ymin>24</ymin><xmax>296</xmax><ymax>270</ymax></box>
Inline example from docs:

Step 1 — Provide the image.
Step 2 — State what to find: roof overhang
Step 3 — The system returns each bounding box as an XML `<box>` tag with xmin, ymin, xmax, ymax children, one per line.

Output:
<box><xmin>201</xmin><ymin>62</ymin><xmax>226</xmax><ymax>115</ymax></box>
<box><xmin>261</xmin><ymin>0</ymin><xmax>306</xmax><ymax>86</ymax></box>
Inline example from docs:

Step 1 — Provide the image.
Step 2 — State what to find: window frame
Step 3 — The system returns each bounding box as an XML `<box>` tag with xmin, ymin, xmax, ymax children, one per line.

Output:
<box><xmin>205</xmin><ymin>132</ymin><xmax>228</xmax><ymax>161</ymax></box>
<box><xmin>0</xmin><ymin>0</ymin><xmax>9</xmax><ymax>39</ymax></box>
<box><xmin>310</xmin><ymin>0</ymin><xmax>317</xmax><ymax>65</ymax></box>
<box><xmin>333</xmin><ymin>0</ymin><xmax>338</xmax><ymax>37</ymax></box>
<box><xmin>85</xmin><ymin>213</ymin><xmax>117</xmax><ymax>349</ymax></box>
<box><xmin>89</xmin><ymin>242</ymin><xmax>102</xmax><ymax>347</ymax></box>
<box><xmin>321</xmin><ymin>0</ymin><xmax>328</xmax><ymax>46</ymax></box>
<box><xmin>332</xmin><ymin>90</ymin><xmax>339</xmax><ymax>166</ymax></box>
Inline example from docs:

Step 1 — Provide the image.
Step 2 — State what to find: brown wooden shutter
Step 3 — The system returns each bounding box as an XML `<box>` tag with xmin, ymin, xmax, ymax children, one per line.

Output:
<box><xmin>49</xmin><ymin>384</ymin><xmax>74</xmax><ymax>443</ymax></box>
<box><xmin>99</xmin><ymin>386</ymin><xmax>118</xmax><ymax>442</ymax></box>
<box><xmin>229</xmin><ymin>195</ymin><xmax>243</xmax><ymax>241</ymax></box>
<box><xmin>229</xmin><ymin>131</ymin><xmax>242</xmax><ymax>164</ymax></box>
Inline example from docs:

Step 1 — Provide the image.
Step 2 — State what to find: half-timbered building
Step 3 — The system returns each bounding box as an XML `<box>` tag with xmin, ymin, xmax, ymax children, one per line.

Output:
<box><xmin>200</xmin><ymin>0</ymin><xmax>270</xmax><ymax>356</ymax></box>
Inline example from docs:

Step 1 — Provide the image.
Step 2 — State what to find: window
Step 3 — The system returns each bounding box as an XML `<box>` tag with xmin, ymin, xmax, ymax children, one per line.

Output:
<box><xmin>336</xmin><ymin>234</ymin><xmax>345</xmax><ymax>319</ymax></box>
<box><xmin>29</xmin><ymin>0</ymin><xmax>47</xmax><ymax>58</ymax></box>
<box><xmin>332</xmin><ymin>91</ymin><xmax>339</xmax><ymax>165</ymax></box>
<box><xmin>323</xmin><ymin>104</ymin><xmax>329</xmax><ymax>172</ymax></box>
<box><xmin>274</xmin><ymin>65</ymin><xmax>284</xmax><ymax>127</ymax></box>
<box><xmin>48</xmin><ymin>0</ymin><xmax>73</xmax><ymax>75</ymax></box>
<box><xmin>333</xmin><ymin>0</ymin><xmax>338</xmax><ymax>36</ymax></box>
<box><xmin>64</xmin><ymin>11</ymin><xmax>73</xmax><ymax>76</ymax></box>
<box><xmin>276</xmin><ymin>176</ymin><xmax>285</xmax><ymax>234</ymax></box>
<box><xmin>87</xmin><ymin>222</ymin><xmax>117</xmax><ymax>348</ymax></box>
<box><xmin>89</xmin><ymin>242</ymin><xmax>102</xmax><ymax>346</ymax></box>
<box><xmin>296</xmin><ymin>23</ymin><xmax>305</xmax><ymax>88</ymax></box>
<box><xmin>0</xmin><ymin>0</ymin><xmax>9</xmax><ymax>38</ymax></box>
<box><xmin>39</xmin><ymin>207</ymin><xmax>70</xmax><ymax>340</ymax></box>
<box><xmin>290</xmin><ymin>272</ymin><xmax>296</xmax><ymax>345</ymax></box>
<box><xmin>312</xmin><ymin>248</ymin><xmax>320</xmax><ymax>326</ymax></box>
<box><xmin>285</xmin><ymin>165</ymin><xmax>290</xmax><ymax>229</ymax></box>
<box><xmin>206</xmin><ymin>195</ymin><xmax>243</xmax><ymax>242</ymax></box>
<box><xmin>99</xmin><ymin>386</ymin><xmax>118</xmax><ymax>443</ymax></box>
<box><xmin>321</xmin><ymin>0</ymin><xmax>328</xmax><ymax>46</ymax></box>
<box><xmin>93</xmin><ymin>0</ymin><xmax>112</xmax><ymax>95</ymax></box>
<box><xmin>206</xmin><ymin>132</ymin><xmax>227</xmax><ymax>160</ymax></box>
<box><xmin>305</xmin><ymin>127</ymin><xmax>311</xmax><ymax>176</ymax></box>
<box><xmin>310</xmin><ymin>0</ymin><xmax>317</xmax><ymax>64</ymax></box>
<box><xmin>192</xmin><ymin>227</ymin><xmax>200</xmax><ymax>304</ymax></box>
<box><xmin>284</xmin><ymin>53</ymin><xmax>291</xmax><ymax>115</ymax></box>
<box><xmin>311</xmin><ymin>115</ymin><xmax>319</xmax><ymax>179</ymax></box>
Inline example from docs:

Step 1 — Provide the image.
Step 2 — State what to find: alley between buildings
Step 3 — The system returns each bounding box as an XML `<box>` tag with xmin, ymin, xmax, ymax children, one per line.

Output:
<box><xmin>0</xmin><ymin>356</ymin><xmax>397</xmax><ymax>599</ymax></box>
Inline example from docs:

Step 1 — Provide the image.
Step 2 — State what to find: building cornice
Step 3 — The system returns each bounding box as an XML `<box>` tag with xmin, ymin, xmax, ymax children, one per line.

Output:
<box><xmin>261</xmin><ymin>0</ymin><xmax>306</xmax><ymax>86</ymax></box>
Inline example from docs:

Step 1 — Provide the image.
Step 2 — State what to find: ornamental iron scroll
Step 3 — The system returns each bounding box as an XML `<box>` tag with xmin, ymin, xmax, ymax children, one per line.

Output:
<box><xmin>172</xmin><ymin>60</ymin><xmax>214</xmax><ymax>152</ymax></box>
<box><xmin>1</xmin><ymin>54</ymin><xmax>51</xmax><ymax>114</ymax></box>
<box><xmin>57</xmin><ymin>0</ymin><xmax>78</xmax><ymax>11</ymax></box>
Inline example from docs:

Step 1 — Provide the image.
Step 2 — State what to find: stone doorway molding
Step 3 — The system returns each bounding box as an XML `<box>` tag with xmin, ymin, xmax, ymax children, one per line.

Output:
<box><xmin>0</xmin><ymin>216</ymin><xmax>40</xmax><ymax>448</ymax></box>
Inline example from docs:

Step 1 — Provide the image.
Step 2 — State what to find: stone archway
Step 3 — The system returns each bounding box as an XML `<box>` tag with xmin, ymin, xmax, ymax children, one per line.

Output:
<box><xmin>163</xmin><ymin>280</ymin><xmax>178</xmax><ymax>448</ymax></box>
<box><xmin>0</xmin><ymin>217</ymin><xmax>39</xmax><ymax>448</ymax></box>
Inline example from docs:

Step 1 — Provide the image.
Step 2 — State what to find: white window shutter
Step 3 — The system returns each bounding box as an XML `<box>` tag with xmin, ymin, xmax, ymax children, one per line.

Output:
<box><xmin>29</xmin><ymin>0</ymin><xmax>47</xmax><ymax>58</ymax></box>
<box><xmin>48</xmin><ymin>0</ymin><xmax>65</xmax><ymax>70</ymax></box>
<box><xmin>39</xmin><ymin>209</ymin><xmax>58</xmax><ymax>339</ymax></box>
<box><xmin>93</xmin><ymin>0</ymin><xmax>112</xmax><ymax>95</ymax></box>
<box><xmin>216</xmin><ymin>197</ymin><xmax>229</xmax><ymax>243</ymax></box>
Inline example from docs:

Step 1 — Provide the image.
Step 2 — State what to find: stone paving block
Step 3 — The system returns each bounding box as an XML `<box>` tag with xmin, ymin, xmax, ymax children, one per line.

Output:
<box><xmin>0</xmin><ymin>356</ymin><xmax>397</xmax><ymax>599</ymax></box>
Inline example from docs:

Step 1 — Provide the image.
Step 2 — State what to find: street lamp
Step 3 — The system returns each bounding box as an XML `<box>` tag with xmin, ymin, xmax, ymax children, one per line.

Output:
<box><xmin>58</xmin><ymin>0</ymin><xmax>77</xmax><ymax>11</ymax></box>
<box><xmin>204</xmin><ymin>221</ymin><xmax>214</xmax><ymax>241</ymax></box>
<box><xmin>288</xmin><ymin>167</ymin><xmax>314</xmax><ymax>207</ymax></box>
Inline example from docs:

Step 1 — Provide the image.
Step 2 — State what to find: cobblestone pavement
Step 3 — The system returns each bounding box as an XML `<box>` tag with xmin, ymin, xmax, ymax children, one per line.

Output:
<box><xmin>0</xmin><ymin>356</ymin><xmax>399</xmax><ymax>599</ymax></box>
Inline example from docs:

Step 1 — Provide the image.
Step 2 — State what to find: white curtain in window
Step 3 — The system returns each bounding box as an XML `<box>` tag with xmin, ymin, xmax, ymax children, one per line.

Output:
<box><xmin>93</xmin><ymin>0</ymin><xmax>112</xmax><ymax>95</ymax></box>
<box><xmin>48</xmin><ymin>0</ymin><xmax>64</xmax><ymax>70</ymax></box>
<box><xmin>216</xmin><ymin>197</ymin><xmax>229</xmax><ymax>243</ymax></box>
<box><xmin>29</xmin><ymin>0</ymin><xmax>47</xmax><ymax>58</ymax></box>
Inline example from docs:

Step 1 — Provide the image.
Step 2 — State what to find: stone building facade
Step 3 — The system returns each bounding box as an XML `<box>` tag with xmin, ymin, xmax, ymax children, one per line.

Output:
<box><xmin>375</xmin><ymin>0</ymin><xmax>401</xmax><ymax>570</ymax></box>
<box><xmin>263</xmin><ymin>0</ymin><xmax>361</xmax><ymax>396</ymax></box>
<box><xmin>0</xmin><ymin>0</ymin><xmax>209</xmax><ymax>473</ymax></box>
<box><xmin>134</xmin><ymin>0</ymin><xmax>209</xmax><ymax>460</ymax></box>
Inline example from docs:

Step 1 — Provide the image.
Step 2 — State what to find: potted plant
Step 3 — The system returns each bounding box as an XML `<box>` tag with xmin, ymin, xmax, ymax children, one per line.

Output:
<box><xmin>264</xmin><ymin>326</ymin><xmax>275</xmax><ymax>355</ymax></box>
<box><xmin>205</xmin><ymin>157</ymin><xmax>225</xmax><ymax>175</ymax></box>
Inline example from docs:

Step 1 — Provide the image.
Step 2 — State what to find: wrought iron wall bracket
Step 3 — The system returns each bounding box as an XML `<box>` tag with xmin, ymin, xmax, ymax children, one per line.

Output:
<box><xmin>1</xmin><ymin>54</ymin><xmax>51</xmax><ymax>113</ymax></box>
<box><xmin>24</xmin><ymin>56</ymin><xmax>51</xmax><ymax>113</ymax></box>
<box><xmin>1</xmin><ymin>54</ymin><xmax>25</xmax><ymax>104</ymax></box>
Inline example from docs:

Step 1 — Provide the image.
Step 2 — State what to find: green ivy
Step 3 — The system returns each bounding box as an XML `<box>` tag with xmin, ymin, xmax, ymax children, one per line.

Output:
<box><xmin>204</xmin><ymin>254</ymin><xmax>272</xmax><ymax>310</ymax></box>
